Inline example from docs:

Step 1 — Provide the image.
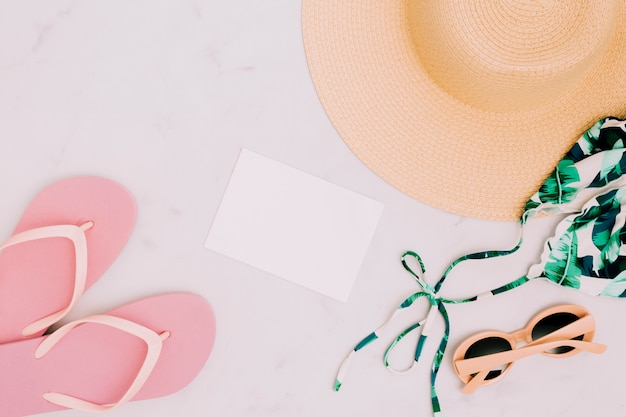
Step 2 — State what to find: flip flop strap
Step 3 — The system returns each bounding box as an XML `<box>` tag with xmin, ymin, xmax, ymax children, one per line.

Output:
<box><xmin>0</xmin><ymin>222</ymin><xmax>93</xmax><ymax>336</ymax></box>
<box><xmin>34</xmin><ymin>314</ymin><xmax>169</xmax><ymax>412</ymax></box>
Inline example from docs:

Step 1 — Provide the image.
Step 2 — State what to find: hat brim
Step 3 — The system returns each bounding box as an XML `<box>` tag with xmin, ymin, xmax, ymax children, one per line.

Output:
<box><xmin>302</xmin><ymin>1</ymin><xmax>626</xmax><ymax>221</ymax></box>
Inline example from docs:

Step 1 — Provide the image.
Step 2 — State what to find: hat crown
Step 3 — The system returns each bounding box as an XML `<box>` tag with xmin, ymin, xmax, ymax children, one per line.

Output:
<box><xmin>408</xmin><ymin>0</ymin><xmax>618</xmax><ymax>112</ymax></box>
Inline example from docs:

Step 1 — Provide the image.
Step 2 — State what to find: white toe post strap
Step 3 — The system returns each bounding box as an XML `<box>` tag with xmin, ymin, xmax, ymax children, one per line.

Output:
<box><xmin>35</xmin><ymin>314</ymin><xmax>170</xmax><ymax>413</ymax></box>
<box><xmin>0</xmin><ymin>222</ymin><xmax>93</xmax><ymax>336</ymax></box>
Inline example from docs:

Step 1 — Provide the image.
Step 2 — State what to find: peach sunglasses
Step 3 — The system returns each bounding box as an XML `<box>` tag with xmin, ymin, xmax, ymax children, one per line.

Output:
<box><xmin>453</xmin><ymin>304</ymin><xmax>607</xmax><ymax>394</ymax></box>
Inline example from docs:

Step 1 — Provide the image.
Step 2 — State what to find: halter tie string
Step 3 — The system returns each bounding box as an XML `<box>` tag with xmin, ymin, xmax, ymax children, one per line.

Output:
<box><xmin>334</xmin><ymin>226</ymin><xmax>528</xmax><ymax>416</ymax></box>
<box><xmin>333</xmin><ymin>251</ymin><xmax>450</xmax><ymax>414</ymax></box>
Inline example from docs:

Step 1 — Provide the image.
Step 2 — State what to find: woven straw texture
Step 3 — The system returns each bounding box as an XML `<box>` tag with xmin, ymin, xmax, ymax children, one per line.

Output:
<box><xmin>302</xmin><ymin>0</ymin><xmax>626</xmax><ymax>220</ymax></box>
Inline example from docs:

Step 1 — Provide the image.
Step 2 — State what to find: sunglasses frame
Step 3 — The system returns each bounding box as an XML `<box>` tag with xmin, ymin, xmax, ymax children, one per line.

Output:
<box><xmin>452</xmin><ymin>304</ymin><xmax>599</xmax><ymax>392</ymax></box>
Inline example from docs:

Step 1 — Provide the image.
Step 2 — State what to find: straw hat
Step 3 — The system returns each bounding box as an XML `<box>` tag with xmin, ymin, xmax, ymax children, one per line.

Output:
<box><xmin>302</xmin><ymin>0</ymin><xmax>626</xmax><ymax>221</ymax></box>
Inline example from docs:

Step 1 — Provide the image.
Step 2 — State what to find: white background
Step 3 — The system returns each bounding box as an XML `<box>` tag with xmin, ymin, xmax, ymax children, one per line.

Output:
<box><xmin>0</xmin><ymin>1</ymin><xmax>624</xmax><ymax>416</ymax></box>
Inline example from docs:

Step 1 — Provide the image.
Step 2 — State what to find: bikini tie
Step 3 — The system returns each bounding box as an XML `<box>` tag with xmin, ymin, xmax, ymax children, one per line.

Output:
<box><xmin>334</xmin><ymin>237</ymin><xmax>530</xmax><ymax>416</ymax></box>
<box><xmin>333</xmin><ymin>251</ymin><xmax>451</xmax><ymax>415</ymax></box>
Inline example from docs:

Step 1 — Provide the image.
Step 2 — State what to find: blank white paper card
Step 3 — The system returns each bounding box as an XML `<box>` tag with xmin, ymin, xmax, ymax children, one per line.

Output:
<box><xmin>205</xmin><ymin>149</ymin><xmax>384</xmax><ymax>302</ymax></box>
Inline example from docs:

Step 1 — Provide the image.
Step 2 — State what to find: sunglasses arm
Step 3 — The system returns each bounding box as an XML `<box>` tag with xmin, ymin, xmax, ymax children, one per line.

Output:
<box><xmin>529</xmin><ymin>314</ymin><xmax>595</xmax><ymax>345</ymax></box>
<box><xmin>456</xmin><ymin>339</ymin><xmax>607</xmax><ymax>377</ymax></box>
<box><xmin>458</xmin><ymin>314</ymin><xmax>594</xmax><ymax>383</ymax></box>
<box><xmin>460</xmin><ymin>369</ymin><xmax>491</xmax><ymax>394</ymax></box>
<box><xmin>458</xmin><ymin>315</ymin><xmax>601</xmax><ymax>394</ymax></box>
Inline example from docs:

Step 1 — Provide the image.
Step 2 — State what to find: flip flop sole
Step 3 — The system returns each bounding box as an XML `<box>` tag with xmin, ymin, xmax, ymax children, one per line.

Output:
<box><xmin>0</xmin><ymin>176</ymin><xmax>137</xmax><ymax>343</ymax></box>
<box><xmin>0</xmin><ymin>292</ymin><xmax>216</xmax><ymax>417</ymax></box>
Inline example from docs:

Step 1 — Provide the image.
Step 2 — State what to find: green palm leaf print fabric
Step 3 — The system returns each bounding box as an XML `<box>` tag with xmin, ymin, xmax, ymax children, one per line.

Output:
<box><xmin>525</xmin><ymin>117</ymin><xmax>626</xmax><ymax>297</ymax></box>
<box><xmin>332</xmin><ymin>117</ymin><xmax>626</xmax><ymax>417</ymax></box>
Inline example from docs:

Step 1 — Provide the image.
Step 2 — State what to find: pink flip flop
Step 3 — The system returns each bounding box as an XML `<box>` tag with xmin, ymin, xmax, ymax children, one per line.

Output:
<box><xmin>0</xmin><ymin>292</ymin><xmax>216</xmax><ymax>416</ymax></box>
<box><xmin>0</xmin><ymin>176</ymin><xmax>136</xmax><ymax>343</ymax></box>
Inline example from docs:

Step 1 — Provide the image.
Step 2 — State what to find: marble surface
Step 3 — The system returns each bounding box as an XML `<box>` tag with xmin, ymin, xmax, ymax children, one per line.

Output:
<box><xmin>0</xmin><ymin>1</ymin><xmax>625</xmax><ymax>416</ymax></box>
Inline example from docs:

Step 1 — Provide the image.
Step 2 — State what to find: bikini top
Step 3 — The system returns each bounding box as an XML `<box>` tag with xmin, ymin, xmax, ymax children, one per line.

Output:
<box><xmin>334</xmin><ymin>116</ymin><xmax>626</xmax><ymax>415</ymax></box>
<box><xmin>526</xmin><ymin>116</ymin><xmax>626</xmax><ymax>296</ymax></box>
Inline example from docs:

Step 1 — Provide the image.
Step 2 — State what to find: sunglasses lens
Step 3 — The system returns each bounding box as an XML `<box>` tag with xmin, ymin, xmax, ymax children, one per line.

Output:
<box><xmin>465</xmin><ymin>336</ymin><xmax>512</xmax><ymax>380</ymax></box>
<box><xmin>531</xmin><ymin>312</ymin><xmax>584</xmax><ymax>354</ymax></box>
